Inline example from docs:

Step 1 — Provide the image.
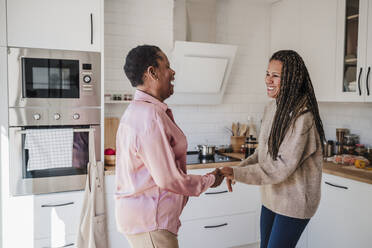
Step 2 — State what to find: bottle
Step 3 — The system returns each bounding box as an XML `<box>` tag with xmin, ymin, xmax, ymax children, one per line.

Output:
<box><xmin>245</xmin><ymin>135</ymin><xmax>257</xmax><ymax>158</ymax></box>
<box><xmin>247</xmin><ymin>116</ymin><xmax>257</xmax><ymax>139</ymax></box>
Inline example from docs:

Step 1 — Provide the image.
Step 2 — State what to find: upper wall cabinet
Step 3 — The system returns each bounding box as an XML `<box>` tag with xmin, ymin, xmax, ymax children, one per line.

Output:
<box><xmin>335</xmin><ymin>0</ymin><xmax>372</xmax><ymax>102</ymax></box>
<box><xmin>7</xmin><ymin>0</ymin><xmax>102</xmax><ymax>52</ymax></box>
<box><xmin>271</xmin><ymin>0</ymin><xmax>338</xmax><ymax>102</ymax></box>
<box><xmin>271</xmin><ymin>0</ymin><xmax>372</xmax><ymax>102</ymax></box>
<box><xmin>0</xmin><ymin>0</ymin><xmax>6</xmax><ymax>46</ymax></box>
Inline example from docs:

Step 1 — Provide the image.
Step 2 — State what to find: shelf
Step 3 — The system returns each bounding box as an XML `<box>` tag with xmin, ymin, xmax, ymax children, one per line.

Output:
<box><xmin>104</xmin><ymin>100</ymin><xmax>131</xmax><ymax>104</ymax></box>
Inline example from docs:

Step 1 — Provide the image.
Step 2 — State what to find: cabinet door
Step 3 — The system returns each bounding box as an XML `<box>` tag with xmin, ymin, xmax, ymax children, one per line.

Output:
<box><xmin>0</xmin><ymin>0</ymin><xmax>6</xmax><ymax>46</ymax></box>
<box><xmin>300</xmin><ymin>0</ymin><xmax>338</xmax><ymax>102</ymax></box>
<box><xmin>308</xmin><ymin>174</ymin><xmax>372</xmax><ymax>248</ymax></box>
<box><xmin>7</xmin><ymin>0</ymin><xmax>101</xmax><ymax>52</ymax></box>
<box><xmin>270</xmin><ymin>0</ymin><xmax>338</xmax><ymax>102</ymax></box>
<box><xmin>365</xmin><ymin>0</ymin><xmax>372</xmax><ymax>102</ymax></box>
<box><xmin>335</xmin><ymin>0</ymin><xmax>369</xmax><ymax>101</ymax></box>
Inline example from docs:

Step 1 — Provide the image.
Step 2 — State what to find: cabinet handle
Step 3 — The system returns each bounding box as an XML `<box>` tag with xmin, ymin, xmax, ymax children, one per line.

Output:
<box><xmin>325</xmin><ymin>181</ymin><xmax>348</xmax><ymax>190</ymax></box>
<box><xmin>42</xmin><ymin>243</ymin><xmax>74</xmax><ymax>248</ymax></box>
<box><xmin>41</xmin><ymin>202</ymin><xmax>74</xmax><ymax>208</ymax></box>
<box><xmin>357</xmin><ymin>67</ymin><xmax>362</xmax><ymax>96</ymax></box>
<box><xmin>205</xmin><ymin>190</ymin><xmax>228</xmax><ymax>195</ymax></box>
<box><xmin>366</xmin><ymin>66</ymin><xmax>371</xmax><ymax>96</ymax></box>
<box><xmin>204</xmin><ymin>223</ymin><xmax>228</xmax><ymax>229</ymax></box>
<box><xmin>90</xmin><ymin>13</ymin><xmax>93</xmax><ymax>45</ymax></box>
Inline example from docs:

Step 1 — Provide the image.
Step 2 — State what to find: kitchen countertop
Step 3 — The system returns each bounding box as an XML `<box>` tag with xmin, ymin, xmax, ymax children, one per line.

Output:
<box><xmin>105</xmin><ymin>153</ymin><xmax>372</xmax><ymax>185</ymax></box>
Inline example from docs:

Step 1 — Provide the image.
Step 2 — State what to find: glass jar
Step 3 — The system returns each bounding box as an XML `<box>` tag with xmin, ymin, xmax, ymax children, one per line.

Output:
<box><xmin>355</xmin><ymin>144</ymin><xmax>366</xmax><ymax>157</ymax></box>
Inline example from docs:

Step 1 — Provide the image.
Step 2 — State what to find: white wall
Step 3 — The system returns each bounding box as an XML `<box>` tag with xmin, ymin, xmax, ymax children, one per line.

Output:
<box><xmin>104</xmin><ymin>0</ymin><xmax>271</xmax><ymax>150</ymax></box>
<box><xmin>319</xmin><ymin>102</ymin><xmax>372</xmax><ymax>146</ymax></box>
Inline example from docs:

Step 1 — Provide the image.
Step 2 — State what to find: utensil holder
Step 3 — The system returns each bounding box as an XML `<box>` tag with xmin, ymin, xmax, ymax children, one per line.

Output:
<box><xmin>230</xmin><ymin>136</ymin><xmax>246</xmax><ymax>153</ymax></box>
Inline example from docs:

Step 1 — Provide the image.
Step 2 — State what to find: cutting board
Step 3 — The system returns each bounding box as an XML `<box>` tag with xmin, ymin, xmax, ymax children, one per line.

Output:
<box><xmin>104</xmin><ymin>117</ymin><xmax>119</xmax><ymax>149</ymax></box>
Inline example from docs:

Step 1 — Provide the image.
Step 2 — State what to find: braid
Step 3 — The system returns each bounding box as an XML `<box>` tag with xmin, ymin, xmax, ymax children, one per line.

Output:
<box><xmin>268</xmin><ymin>50</ymin><xmax>326</xmax><ymax>160</ymax></box>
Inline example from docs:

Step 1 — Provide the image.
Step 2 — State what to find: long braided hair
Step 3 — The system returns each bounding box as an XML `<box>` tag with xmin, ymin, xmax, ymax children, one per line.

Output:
<box><xmin>268</xmin><ymin>50</ymin><xmax>326</xmax><ymax>160</ymax></box>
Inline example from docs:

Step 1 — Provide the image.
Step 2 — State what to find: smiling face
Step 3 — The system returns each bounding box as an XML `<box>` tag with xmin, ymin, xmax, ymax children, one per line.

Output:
<box><xmin>153</xmin><ymin>51</ymin><xmax>175</xmax><ymax>101</ymax></box>
<box><xmin>265</xmin><ymin>59</ymin><xmax>283</xmax><ymax>99</ymax></box>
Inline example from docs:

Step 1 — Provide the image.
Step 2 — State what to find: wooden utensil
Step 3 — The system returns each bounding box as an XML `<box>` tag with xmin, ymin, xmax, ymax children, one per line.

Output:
<box><xmin>239</xmin><ymin>124</ymin><xmax>247</xmax><ymax>136</ymax></box>
<box><xmin>232</xmin><ymin>122</ymin><xmax>237</xmax><ymax>136</ymax></box>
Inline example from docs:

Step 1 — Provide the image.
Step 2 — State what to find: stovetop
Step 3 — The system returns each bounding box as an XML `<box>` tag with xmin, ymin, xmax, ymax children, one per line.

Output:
<box><xmin>186</xmin><ymin>151</ymin><xmax>241</xmax><ymax>165</ymax></box>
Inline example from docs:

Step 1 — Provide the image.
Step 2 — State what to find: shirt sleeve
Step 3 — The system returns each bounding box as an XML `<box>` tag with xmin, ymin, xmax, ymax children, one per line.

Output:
<box><xmin>237</xmin><ymin>149</ymin><xmax>258</xmax><ymax>167</ymax></box>
<box><xmin>233</xmin><ymin>112</ymin><xmax>319</xmax><ymax>185</ymax></box>
<box><xmin>138</xmin><ymin>119</ymin><xmax>215</xmax><ymax>196</ymax></box>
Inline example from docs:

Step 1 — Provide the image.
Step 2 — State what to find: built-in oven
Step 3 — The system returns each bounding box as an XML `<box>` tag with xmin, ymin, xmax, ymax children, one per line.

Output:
<box><xmin>9</xmin><ymin>125</ymin><xmax>100</xmax><ymax>196</ymax></box>
<box><xmin>8</xmin><ymin>47</ymin><xmax>100</xmax><ymax>108</ymax></box>
<box><xmin>7</xmin><ymin>47</ymin><xmax>101</xmax><ymax>196</ymax></box>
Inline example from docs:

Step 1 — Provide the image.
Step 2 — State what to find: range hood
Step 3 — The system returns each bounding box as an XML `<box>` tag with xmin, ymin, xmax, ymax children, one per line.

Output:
<box><xmin>167</xmin><ymin>41</ymin><xmax>237</xmax><ymax>105</ymax></box>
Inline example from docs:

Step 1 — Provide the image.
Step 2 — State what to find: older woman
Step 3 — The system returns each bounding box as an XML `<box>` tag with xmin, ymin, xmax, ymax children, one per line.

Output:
<box><xmin>220</xmin><ymin>50</ymin><xmax>325</xmax><ymax>248</ymax></box>
<box><xmin>115</xmin><ymin>45</ymin><xmax>224</xmax><ymax>248</ymax></box>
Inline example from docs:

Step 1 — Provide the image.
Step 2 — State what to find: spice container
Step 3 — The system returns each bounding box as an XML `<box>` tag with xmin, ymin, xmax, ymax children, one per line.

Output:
<box><xmin>336</xmin><ymin>128</ymin><xmax>349</xmax><ymax>144</ymax></box>
<box><xmin>325</xmin><ymin>140</ymin><xmax>334</xmax><ymax>157</ymax></box>
<box><xmin>104</xmin><ymin>94</ymin><xmax>111</xmax><ymax>102</ymax></box>
<box><xmin>335</xmin><ymin>141</ymin><xmax>342</xmax><ymax>155</ymax></box>
<box><xmin>355</xmin><ymin>144</ymin><xmax>366</xmax><ymax>157</ymax></box>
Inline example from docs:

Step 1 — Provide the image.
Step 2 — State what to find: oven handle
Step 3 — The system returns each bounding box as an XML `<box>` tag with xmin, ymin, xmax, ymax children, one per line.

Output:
<box><xmin>18</xmin><ymin>128</ymin><xmax>95</xmax><ymax>135</ymax></box>
<box><xmin>41</xmin><ymin>202</ymin><xmax>74</xmax><ymax>208</ymax></box>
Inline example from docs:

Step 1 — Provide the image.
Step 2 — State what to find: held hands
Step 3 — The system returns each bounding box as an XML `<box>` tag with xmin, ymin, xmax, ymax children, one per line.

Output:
<box><xmin>208</xmin><ymin>168</ymin><xmax>225</xmax><ymax>188</ymax></box>
<box><xmin>220</xmin><ymin>167</ymin><xmax>235</xmax><ymax>192</ymax></box>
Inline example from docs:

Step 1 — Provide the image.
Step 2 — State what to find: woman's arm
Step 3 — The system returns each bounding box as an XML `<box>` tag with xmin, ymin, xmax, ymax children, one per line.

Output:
<box><xmin>232</xmin><ymin>112</ymin><xmax>319</xmax><ymax>185</ymax></box>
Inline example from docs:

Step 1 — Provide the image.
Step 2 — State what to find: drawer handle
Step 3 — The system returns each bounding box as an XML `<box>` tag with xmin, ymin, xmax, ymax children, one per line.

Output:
<box><xmin>204</xmin><ymin>223</ymin><xmax>228</xmax><ymax>229</ymax></box>
<box><xmin>205</xmin><ymin>190</ymin><xmax>228</xmax><ymax>195</ymax></box>
<box><xmin>325</xmin><ymin>181</ymin><xmax>348</xmax><ymax>190</ymax></box>
<box><xmin>43</xmin><ymin>243</ymin><xmax>74</xmax><ymax>248</ymax></box>
<box><xmin>41</xmin><ymin>202</ymin><xmax>74</xmax><ymax>208</ymax></box>
<box><xmin>357</xmin><ymin>67</ymin><xmax>362</xmax><ymax>96</ymax></box>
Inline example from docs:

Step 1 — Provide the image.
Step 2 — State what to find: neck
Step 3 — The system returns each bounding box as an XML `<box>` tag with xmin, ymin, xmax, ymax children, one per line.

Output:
<box><xmin>136</xmin><ymin>86</ymin><xmax>163</xmax><ymax>102</ymax></box>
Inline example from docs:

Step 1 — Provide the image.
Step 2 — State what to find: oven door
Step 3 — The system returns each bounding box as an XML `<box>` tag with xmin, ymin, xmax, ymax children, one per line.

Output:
<box><xmin>9</xmin><ymin>125</ymin><xmax>100</xmax><ymax>196</ymax></box>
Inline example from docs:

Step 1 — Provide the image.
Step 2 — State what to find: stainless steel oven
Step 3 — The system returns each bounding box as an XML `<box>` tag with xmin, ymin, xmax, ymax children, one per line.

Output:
<box><xmin>9</xmin><ymin>125</ymin><xmax>100</xmax><ymax>196</ymax></box>
<box><xmin>8</xmin><ymin>47</ymin><xmax>100</xmax><ymax>108</ymax></box>
<box><xmin>7</xmin><ymin>47</ymin><xmax>101</xmax><ymax>196</ymax></box>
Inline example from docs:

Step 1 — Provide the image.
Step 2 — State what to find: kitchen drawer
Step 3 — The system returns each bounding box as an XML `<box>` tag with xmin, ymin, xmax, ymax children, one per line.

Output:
<box><xmin>34</xmin><ymin>191</ymin><xmax>84</xmax><ymax>240</ymax></box>
<box><xmin>105</xmin><ymin>175</ymin><xmax>115</xmax><ymax>194</ymax></box>
<box><xmin>178</xmin><ymin>212</ymin><xmax>258</xmax><ymax>248</ymax></box>
<box><xmin>105</xmin><ymin>193</ymin><xmax>117</xmax><ymax>231</ymax></box>
<box><xmin>34</xmin><ymin>234</ymin><xmax>76</xmax><ymax>248</ymax></box>
<box><xmin>180</xmin><ymin>181</ymin><xmax>260</xmax><ymax>221</ymax></box>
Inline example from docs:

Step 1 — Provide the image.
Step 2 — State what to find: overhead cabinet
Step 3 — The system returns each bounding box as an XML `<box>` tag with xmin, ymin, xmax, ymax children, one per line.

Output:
<box><xmin>335</xmin><ymin>0</ymin><xmax>372</xmax><ymax>102</ymax></box>
<box><xmin>0</xmin><ymin>0</ymin><xmax>6</xmax><ymax>46</ymax></box>
<box><xmin>7</xmin><ymin>0</ymin><xmax>102</xmax><ymax>52</ymax></box>
<box><xmin>270</xmin><ymin>0</ymin><xmax>372</xmax><ymax>102</ymax></box>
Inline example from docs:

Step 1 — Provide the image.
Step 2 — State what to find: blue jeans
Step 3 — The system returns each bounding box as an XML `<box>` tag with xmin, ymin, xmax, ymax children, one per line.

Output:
<box><xmin>260</xmin><ymin>205</ymin><xmax>310</xmax><ymax>248</ymax></box>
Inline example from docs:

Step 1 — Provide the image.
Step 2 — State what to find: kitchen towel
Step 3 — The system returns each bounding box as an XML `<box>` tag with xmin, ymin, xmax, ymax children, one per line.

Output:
<box><xmin>25</xmin><ymin>128</ymin><xmax>74</xmax><ymax>171</ymax></box>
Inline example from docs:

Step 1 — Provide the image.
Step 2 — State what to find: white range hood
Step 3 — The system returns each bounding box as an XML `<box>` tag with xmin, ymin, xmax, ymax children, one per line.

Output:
<box><xmin>167</xmin><ymin>41</ymin><xmax>237</xmax><ymax>105</ymax></box>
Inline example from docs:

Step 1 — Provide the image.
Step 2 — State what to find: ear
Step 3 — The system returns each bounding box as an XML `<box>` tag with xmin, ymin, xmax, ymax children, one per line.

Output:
<box><xmin>147</xmin><ymin>66</ymin><xmax>158</xmax><ymax>81</ymax></box>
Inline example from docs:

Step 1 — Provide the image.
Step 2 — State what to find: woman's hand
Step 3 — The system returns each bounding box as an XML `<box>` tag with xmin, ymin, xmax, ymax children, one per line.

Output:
<box><xmin>220</xmin><ymin>167</ymin><xmax>235</xmax><ymax>192</ymax></box>
<box><xmin>208</xmin><ymin>168</ymin><xmax>225</xmax><ymax>188</ymax></box>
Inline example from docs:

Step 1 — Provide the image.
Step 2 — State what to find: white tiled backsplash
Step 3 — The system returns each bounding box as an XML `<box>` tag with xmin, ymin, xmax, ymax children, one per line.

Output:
<box><xmin>104</xmin><ymin>0</ymin><xmax>372</xmax><ymax>151</ymax></box>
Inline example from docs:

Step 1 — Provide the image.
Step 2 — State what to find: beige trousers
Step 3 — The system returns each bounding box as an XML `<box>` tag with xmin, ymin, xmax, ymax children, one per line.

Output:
<box><xmin>126</xmin><ymin>229</ymin><xmax>179</xmax><ymax>248</ymax></box>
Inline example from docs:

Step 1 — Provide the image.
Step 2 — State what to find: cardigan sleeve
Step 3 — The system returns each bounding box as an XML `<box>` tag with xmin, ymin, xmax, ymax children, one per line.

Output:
<box><xmin>233</xmin><ymin>112</ymin><xmax>319</xmax><ymax>185</ymax></box>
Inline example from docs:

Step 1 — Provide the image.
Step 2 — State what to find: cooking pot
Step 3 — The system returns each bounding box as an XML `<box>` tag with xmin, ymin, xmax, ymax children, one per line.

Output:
<box><xmin>197</xmin><ymin>145</ymin><xmax>216</xmax><ymax>157</ymax></box>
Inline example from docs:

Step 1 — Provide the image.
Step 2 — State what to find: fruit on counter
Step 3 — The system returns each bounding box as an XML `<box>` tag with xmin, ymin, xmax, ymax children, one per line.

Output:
<box><xmin>104</xmin><ymin>148</ymin><xmax>116</xmax><ymax>155</ymax></box>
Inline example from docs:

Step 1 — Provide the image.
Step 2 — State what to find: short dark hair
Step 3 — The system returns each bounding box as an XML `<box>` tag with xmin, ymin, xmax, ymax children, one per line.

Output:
<box><xmin>123</xmin><ymin>45</ymin><xmax>162</xmax><ymax>87</ymax></box>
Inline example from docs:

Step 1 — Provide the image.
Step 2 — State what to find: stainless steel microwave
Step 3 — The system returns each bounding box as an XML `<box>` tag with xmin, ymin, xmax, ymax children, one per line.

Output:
<box><xmin>8</xmin><ymin>47</ymin><xmax>101</xmax><ymax>108</ymax></box>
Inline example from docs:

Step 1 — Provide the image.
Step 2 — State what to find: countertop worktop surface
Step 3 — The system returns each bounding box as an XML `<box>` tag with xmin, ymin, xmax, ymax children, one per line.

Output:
<box><xmin>105</xmin><ymin>153</ymin><xmax>372</xmax><ymax>185</ymax></box>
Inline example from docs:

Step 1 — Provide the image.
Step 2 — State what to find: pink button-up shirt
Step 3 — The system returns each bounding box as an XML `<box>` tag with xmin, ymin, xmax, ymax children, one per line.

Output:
<box><xmin>115</xmin><ymin>90</ymin><xmax>215</xmax><ymax>235</ymax></box>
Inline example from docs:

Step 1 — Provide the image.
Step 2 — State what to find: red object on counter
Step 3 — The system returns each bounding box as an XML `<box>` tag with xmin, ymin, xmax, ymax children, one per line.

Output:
<box><xmin>105</xmin><ymin>148</ymin><xmax>116</xmax><ymax>155</ymax></box>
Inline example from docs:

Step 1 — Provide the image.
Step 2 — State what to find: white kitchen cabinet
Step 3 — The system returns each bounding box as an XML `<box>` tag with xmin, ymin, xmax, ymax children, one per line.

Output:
<box><xmin>7</xmin><ymin>0</ymin><xmax>102</xmax><ymax>52</ymax></box>
<box><xmin>105</xmin><ymin>175</ymin><xmax>131</xmax><ymax>248</ymax></box>
<box><xmin>307</xmin><ymin>173</ymin><xmax>372</xmax><ymax>248</ymax></box>
<box><xmin>270</xmin><ymin>0</ymin><xmax>338</xmax><ymax>102</ymax></box>
<box><xmin>179</xmin><ymin>168</ymin><xmax>260</xmax><ymax>248</ymax></box>
<box><xmin>334</xmin><ymin>0</ymin><xmax>372</xmax><ymax>102</ymax></box>
<box><xmin>0</xmin><ymin>0</ymin><xmax>6</xmax><ymax>46</ymax></box>
<box><xmin>179</xmin><ymin>212</ymin><xmax>257</xmax><ymax>248</ymax></box>
<box><xmin>33</xmin><ymin>191</ymin><xmax>84</xmax><ymax>240</ymax></box>
<box><xmin>34</xmin><ymin>234</ymin><xmax>77</xmax><ymax>248</ymax></box>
